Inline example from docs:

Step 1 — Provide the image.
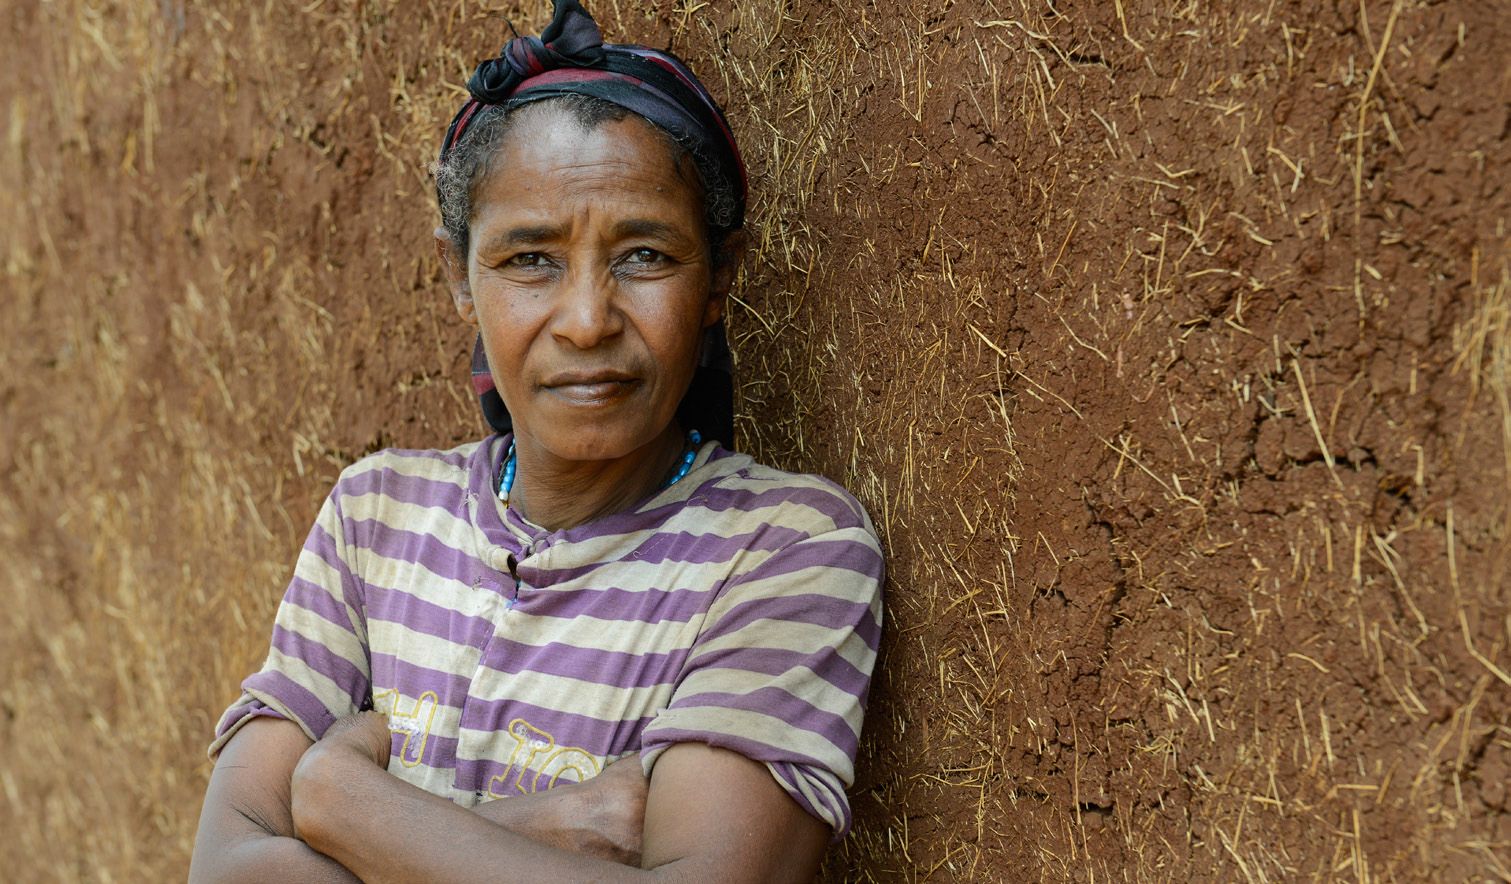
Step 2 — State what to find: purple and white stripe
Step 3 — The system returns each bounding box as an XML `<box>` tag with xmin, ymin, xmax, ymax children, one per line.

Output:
<box><xmin>212</xmin><ymin>436</ymin><xmax>884</xmax><ymax>837</ymax></box>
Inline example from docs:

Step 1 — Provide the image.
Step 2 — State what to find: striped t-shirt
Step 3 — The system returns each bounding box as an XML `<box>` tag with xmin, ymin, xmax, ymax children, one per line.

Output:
<box><xmin>211</xmin><ymin>435</ymin><xmax>884</xmax><ymax>834</ymax></box>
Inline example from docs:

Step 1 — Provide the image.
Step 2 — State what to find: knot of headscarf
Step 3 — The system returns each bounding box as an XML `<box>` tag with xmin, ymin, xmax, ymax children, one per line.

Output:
<box><xmin>466</xmin><ymin>0</ymin><xmax>605</xmax><ymax>103</ymax></box>
<box><xmin>440</xmin><ymin>0</ymin><xmax>745</xmax><ymax>211</ymax></box>
<box><xmin>438</xmin><ymin>0</ymin><xmax>746</xmax><ymax>448</ymax></box>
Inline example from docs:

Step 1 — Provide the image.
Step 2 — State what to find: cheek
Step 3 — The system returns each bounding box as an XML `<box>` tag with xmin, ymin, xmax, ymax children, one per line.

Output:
<box><xmin>642</xmin><ymin>294</ymin><xmax>711</xmax><ymax>361</ymax></box>
<box><xmin>472</xmin><ymin>294</ymin><xmax>535</xmax><ymax>373</ymax></box>
<box><xmin>473</xmin><ymin>276</ymin><xmax>543</xmax><ymax>326</ymax></box>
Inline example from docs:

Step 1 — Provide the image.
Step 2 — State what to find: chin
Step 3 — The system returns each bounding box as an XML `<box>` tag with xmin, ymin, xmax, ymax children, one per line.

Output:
<box><xmin>533</xmin><ymin>418</ymin><xmax>663</xmax><ymax>463</ymax></box>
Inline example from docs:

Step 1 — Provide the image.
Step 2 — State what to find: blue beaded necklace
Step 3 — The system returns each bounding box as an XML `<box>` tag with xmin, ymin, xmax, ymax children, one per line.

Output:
<box><xmin>497</xmin><ymin>429</ymin><xmax>703</xmax><ymax>503</ymax></box>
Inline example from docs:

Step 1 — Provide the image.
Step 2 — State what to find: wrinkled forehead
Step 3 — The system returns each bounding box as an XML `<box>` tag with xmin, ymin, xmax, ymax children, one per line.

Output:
<box><xmin>468</xmin><ymin>107</ymin><xmax>708</xmax><ymax>249</ymax></box>
<box><xmin>500</xmin><ymin>99</ymin><xmax>700</xmax><ymax>183</ymax></box>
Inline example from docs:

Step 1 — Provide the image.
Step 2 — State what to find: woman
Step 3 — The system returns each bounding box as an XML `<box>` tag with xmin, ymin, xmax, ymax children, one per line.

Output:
<box><xmin>189</xmin><ymin>2</ymin><xmax>883</xmax><ymax>881</ymax></box>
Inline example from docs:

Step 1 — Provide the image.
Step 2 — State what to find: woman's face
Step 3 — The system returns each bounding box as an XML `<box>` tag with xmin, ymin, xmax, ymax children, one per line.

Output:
<box><xmin>450</xmin><ymin>104</ymin><xmax>730</xmax><ymax>463</ymax></box>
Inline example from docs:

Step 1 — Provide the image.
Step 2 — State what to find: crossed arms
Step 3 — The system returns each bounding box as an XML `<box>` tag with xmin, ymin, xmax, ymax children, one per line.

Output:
<box><xmin>189</xmin><ymin>713</ymin><xmax>828</xmax><ymax>883</ymax></box>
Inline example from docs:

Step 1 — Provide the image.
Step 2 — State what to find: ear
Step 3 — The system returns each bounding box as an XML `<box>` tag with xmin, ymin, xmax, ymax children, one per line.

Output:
<box><xmin>704</xmin><ymin>228</ymin><xmax>748</xmax><ymax>328</ymax></box>
<box><xmin>435</xmin><ymin>226</ymin><xmax>475</xmax><ymax>325</ymax></box>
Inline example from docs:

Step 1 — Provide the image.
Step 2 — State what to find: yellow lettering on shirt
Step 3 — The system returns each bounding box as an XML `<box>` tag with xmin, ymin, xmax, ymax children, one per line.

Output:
<box><xmin>487</xmin><ymin>717</ymin><xmax>603</xmax><ymax>796</ymax></box>
<box><xmin>373</xmin><ymin>688</ymin><xmax>439</xmax><ymax>768</ymax></box>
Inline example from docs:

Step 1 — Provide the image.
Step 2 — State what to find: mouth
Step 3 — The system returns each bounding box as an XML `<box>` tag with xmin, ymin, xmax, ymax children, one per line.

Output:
<box><xmin>540</xmin><ymin>370</ymin><xmax>640</xmax><ymax>404</ymax></box>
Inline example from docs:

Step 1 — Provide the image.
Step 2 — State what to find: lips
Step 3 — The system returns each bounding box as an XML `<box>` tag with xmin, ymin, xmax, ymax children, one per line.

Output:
<box><xmin>540</xmin><ymin>370</ymin><xmax>640</xmax><ymax>405</ymax></box>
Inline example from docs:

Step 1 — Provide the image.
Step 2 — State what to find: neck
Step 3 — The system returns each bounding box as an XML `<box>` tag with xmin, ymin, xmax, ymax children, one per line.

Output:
<box><xmin>506</xmin><ymin>424</ymin><xmax>687</xmax><ymax>532</ymax></box>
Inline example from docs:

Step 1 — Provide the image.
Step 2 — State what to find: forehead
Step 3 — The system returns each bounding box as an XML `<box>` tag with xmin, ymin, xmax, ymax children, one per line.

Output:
<box><xmin>469</xmin><ymin>105</ymin><xmax>704</xmax><ymax>238</ymax></box>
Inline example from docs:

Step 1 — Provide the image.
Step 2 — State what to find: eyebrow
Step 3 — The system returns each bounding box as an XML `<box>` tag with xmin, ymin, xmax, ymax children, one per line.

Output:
<box><xmin>473</xmin><ymin>218</ymin><xmax>696</xmax><ymax>256</ymax></box>
<box><xmin>475</xmin><ymin>224</ymin><xmax>564</xmax><ymax>255</ymax></box>
<box><xmin>612</xmin><ymin>218</ymin><xmax>692</xmax><ymax>244</ymax></box>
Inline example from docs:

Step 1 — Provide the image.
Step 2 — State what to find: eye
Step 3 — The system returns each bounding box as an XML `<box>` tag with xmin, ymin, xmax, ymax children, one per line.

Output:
<box><xmin>506</xmin><ymin>252</ymin><xmax>550</xmax><ymax>268</ymax></box>
<box><xmin>627</xmin><ymin>248</ymin><xmax>664</xmax><ymax>264</ymax></box>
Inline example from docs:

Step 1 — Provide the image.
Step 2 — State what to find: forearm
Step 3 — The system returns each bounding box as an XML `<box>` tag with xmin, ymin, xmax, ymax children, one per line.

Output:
<box><xmin>285</xmin><ymin>718</ymin><xmax>822</xmax><ymax>883</ymax></box>
<box><xmin>189</xmin><ymin>832</ymin><xmax>361</xmax><ymax>884</ymax></box>
<box><xmin>470</xmin><ymin>791</ymin><xmax>578</xmax><ymax>853</ymax></box>
<box><xmin>190</xmin><ymin>717</ymin><xmax>365</xmax><ymax>884</ymax></box>
<box><xmin>295</xmin><ymin>751</ymin><xmax>666</xmax><ymax>883</ymax></box>
<box><xmin>468</xmin><ymin>769</ymin><xmax>638</xmax><ymax>864</ymax></box>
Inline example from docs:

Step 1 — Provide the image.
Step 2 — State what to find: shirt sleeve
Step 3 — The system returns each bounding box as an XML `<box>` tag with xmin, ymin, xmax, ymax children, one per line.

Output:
<box><xmin>208</xmin><ymin>478</ymin><xmax>371</xmax><ymax>756</ymax></box>
<box><xmin>639</xmin><ymin>496</ymin><xmax>884</xmax><ymax>838</ymax></box>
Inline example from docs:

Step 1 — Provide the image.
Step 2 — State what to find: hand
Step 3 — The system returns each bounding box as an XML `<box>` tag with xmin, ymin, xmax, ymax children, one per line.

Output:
<box><xmin>475</xmin><ymin>753</ymin><xmax>648</xmax><ymax>865</ymax></box>
<box><xmin>568</xmin><ymin>754</ymin><xmax>649</xmax><ymax>864</ymax></box>
<box><xmin>316</xmin><ymin>710</ymin><xmax>394</xmax><ymax>769</ymax></box>
<box><xmin>290</xmin><ymin>712</ymin><xmax>392</xmax><ymax>846</ymax></box>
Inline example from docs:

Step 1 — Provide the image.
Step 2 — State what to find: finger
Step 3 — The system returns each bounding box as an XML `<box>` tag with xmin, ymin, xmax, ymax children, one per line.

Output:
<box><xmin>358</xmin><ymin>711</ymin><xmax>394</xmax><ymax>752</ymax></box>
<box><xmin>323</xmin><ymin>711</ymin><xmax>393</xmax><ymax>765</ymax></box>
<box><xmin>605</xmin><ymin>753</ymin><xmax>646</xmax><ymax>773</ymax></box>
<box><xmin>323</xmin><ymin>713</ymin><xmax>374</xmax><ymax>745</ymax></box>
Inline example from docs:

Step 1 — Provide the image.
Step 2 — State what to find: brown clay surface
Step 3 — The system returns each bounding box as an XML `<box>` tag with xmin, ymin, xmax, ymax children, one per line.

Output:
<box><xmin>1</xmin><ymin>0</ymin><xmax>1507</xmax><ymax>880</ymax></box>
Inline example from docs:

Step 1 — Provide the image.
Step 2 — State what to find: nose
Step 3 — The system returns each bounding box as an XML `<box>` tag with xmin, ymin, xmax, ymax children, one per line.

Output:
<box><xmin>548</xmin><ymin>264</ymin><xmax>623</xmax><ymax>349</ymax></box>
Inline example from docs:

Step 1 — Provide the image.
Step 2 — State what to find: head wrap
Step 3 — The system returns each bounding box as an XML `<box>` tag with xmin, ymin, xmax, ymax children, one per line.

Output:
<box><xmin>439</xmin><ymin>0</ymin><xmax>746</xmax><ymax>448</ymax></box>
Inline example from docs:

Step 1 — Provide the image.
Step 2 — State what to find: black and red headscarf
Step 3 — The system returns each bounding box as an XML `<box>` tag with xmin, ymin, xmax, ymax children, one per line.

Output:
<box><xmin>440</xmin><ymin>0</ymin><xmax>747</xmax><ymax>447</ymax></box>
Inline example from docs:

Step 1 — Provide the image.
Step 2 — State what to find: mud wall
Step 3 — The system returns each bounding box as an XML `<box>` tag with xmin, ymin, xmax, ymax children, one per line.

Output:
<box><xmin>1</xmin><ymin>0</ymin><xmax>1506</xmax><ymax>879</ymax></box>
